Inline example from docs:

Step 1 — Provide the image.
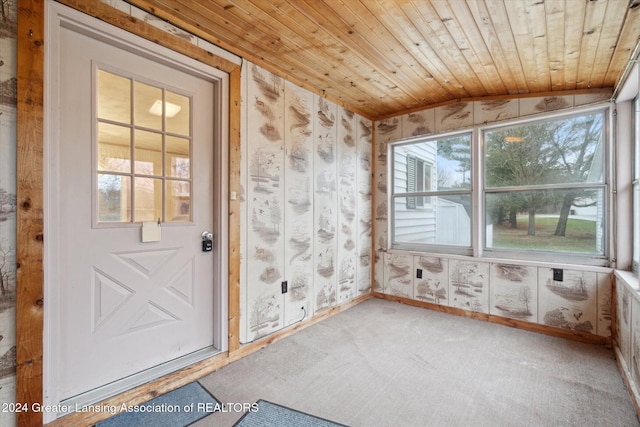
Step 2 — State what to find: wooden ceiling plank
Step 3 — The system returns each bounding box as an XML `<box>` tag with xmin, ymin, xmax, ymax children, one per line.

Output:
<box><xmin>285</xmin><ymin>0</ymin><xmax>427</xmax><ymax>109</ymax></box>
<box><xmin>408</xmin><ymin>0</ymin><xmax>488</xmax><ymax>97</ymax></box>
<box><xmin>157</xmin><ymin>0</ymin><xmax>378</xmax><ymax>93</ymax></box>
<box><xmin>243</xmin><ymin>0</ymin><xmax>412</xmax><ymax>108</ymax></box>
<box><xmin>465</xmin><ymin>0</ymin><xmax>522</xmax><ymax>95</ymax></box>
<box><xmin>430</xmin><ymin>0</ymin><xmax>508</xmax><ymax>96</ymax></box>
<box><xmin>237</xmin><ymin>2</ymin><xmax>406</xmax><ymax>113</ymax></box>
<box><xmin>370</xmin><ymin>0</ymin><xmax>468</xmax><ymax>102</ymax></box>
<box><xmin>503</xmin><ymin>0</ymin><xmax>548</xmax><ymax>93</ymax></box>
<box><xmin>560</xmin><ymin>0</ymin><xmax>586</xmax><ymax>91</ymax></box>
<box><xmin>588</xmin><ymin>0</ymin><xmax>631</xmax><ymax>89</ymax></box>
<box><xmin>392</xmin><ymin>0</ymin><xmax>474</xmax><ymax>97</ymax></box>
<box><xmin>575</xmin><ymin>0</ymin><xmax>608</xmax><ymax>90</ymax></box>
<box><xmin>129</xmin><ymin>0</ymin><xmax>398</xmax><ymax>117</ymax></box>
<box><xmin>340</xmin><ymin>0</ymin><xmax>447</xmax><ymax>106</ymax></box>
<box><xmin>544</xmin><ymin>0</ymin><xmax>566</xmax><ymax>91</ymax></box>
<box><xmin>117</xmin><ymin>0</ymin><xmax>638</xmax><ymax>119</ymax></box>
<box><xmin>223</xmin><ymin>0</ymin><xmax>414</xmax><ymax>114</ymax></box>
<box><xmin>480</xmin><ymin>0</ymin><xmax>530</xmax><ymax>94</ymax></box>
<box><xmin>605</xmin><ymin>4</ymin><xmax>640</xmax><ymax>89</ymax></box>
<box><xmin>529</xmin><ymin>0</ymin><xmax>552</xmax><ymax>92</ymax></box>
<box><xmin>353</xmin><ymin>0</ymin><xmax>453</xmax><ymax>104</ymax></box>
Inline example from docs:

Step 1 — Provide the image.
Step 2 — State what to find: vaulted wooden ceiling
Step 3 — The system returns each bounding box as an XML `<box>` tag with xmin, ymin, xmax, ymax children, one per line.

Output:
<box><xmin>129</xmin><ymin>0</ymin><xmax>640</xmax><ymax>120</ymax></box>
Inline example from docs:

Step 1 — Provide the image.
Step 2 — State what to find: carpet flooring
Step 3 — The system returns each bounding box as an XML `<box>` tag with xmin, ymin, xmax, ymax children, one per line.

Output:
<box><xmin>193</xmin><ymin>299</ymin><xmax>638</xmax><ymax>426</ymax></box>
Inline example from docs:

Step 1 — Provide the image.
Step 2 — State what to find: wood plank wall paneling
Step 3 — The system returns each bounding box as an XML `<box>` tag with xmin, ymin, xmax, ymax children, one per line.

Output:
<box><xmin>228</xmin><ymin>67</ymin><xmax>242</xmax><ymax>354</ymax></box>
<box><xmin>14</xmin><ymin>1</ymin><xmax>244</xmax><ymax>425</ymax></box>
<box><xmin>16</xmin><ymin>1</ymin><xmax>45</xmax><ymax>426</ymax></box>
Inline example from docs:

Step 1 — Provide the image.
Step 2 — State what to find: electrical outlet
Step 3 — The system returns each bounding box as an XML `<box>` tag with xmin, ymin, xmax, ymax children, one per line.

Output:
<box><xmin>553</xmin><ymin>268</ymin><xmax>563</xmax><ymax>282</ymax></box>
<box><xmin>416</xmin><ymin>268</ymin><xmax>423</xmax><ymax>279</ymax></box>
<box><xmin>281</xmin><ymin>280</ymin><xmax>288</xmax><ymax>294</ymax></box>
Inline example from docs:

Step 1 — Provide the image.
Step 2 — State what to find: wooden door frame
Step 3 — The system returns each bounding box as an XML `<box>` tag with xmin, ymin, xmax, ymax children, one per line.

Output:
<box><xmin>16</xmin><ymin>1</ymin><xmax>241</xmax><ymax>425</ymax></box>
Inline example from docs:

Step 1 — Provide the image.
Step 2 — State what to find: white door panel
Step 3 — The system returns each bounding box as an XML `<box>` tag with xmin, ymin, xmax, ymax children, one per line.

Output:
<box><xmin>55</xmin><ymin>21</ymin><xmax>215</xmax><ymax>400</ymax></box>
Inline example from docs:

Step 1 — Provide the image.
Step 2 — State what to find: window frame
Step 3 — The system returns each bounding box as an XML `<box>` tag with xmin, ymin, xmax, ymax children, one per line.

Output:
<box><xmin>389</xmin><ymin>129</ymin><xmax>474</xmax><ymax>256</ymax></box>
<box><xmin>633</xmin><ymin>96</ymin><xmax>640</xmax><ymax>274</ymax></box>
<box><xmin>387</xmin><ymin>104</ymin><xmax>611</xmax><ymax>267</ymax></box>
<box><xmin>93</xmin><ymin>65</ymin><xmax>194</xmax><ymax>228</ymax></box>
<box><xmin>479</xmin><ymin>106</ymin><xmax>610</xmax><ymax>266</ymax></box>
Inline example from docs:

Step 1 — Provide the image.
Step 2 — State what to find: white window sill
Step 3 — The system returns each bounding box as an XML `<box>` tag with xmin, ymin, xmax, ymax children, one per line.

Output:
<box><xmin>615</xmin><ymin>270</ymin><xmax>640</xmax><ymax>292</ymax></box>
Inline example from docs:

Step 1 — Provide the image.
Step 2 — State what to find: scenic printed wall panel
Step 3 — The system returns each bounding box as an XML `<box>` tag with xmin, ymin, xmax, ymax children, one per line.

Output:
<box><xmin>0</xmin><ymin>3</ymin><xmax>16</xmax><ymax>426</ymax></box>
<box><xmin>448</xmin><ymin>260</ymin><xmax>489</xmax><ymax>313</ymax></box>
<box><xmin>538</xmin><ymin>268</ymin><xmax>598</xmax><ymax>335</ymax></box>
<box><xmin>385</xmin><ymin>253</ymin><xmax>413</xmax><ymax>298</ymax></box>
<box><xmin>519</xmin><ymin>95</ymin><xmax>574</xmax><ymax>116</ymax></box>
<box><xmin>597</xmin><ymin>273</ymin><xmax>612</xmax><ymax>337</ymax></box>
<box><xmin>435</xmin><ymin>102</ymin><xmax>473</xmax><ymax>133</ymax></box>
<box><xmin>241</xmin><ymin>62</ymin><xmax>372</xmax><ymax>342</ymax></box>
<box><xmin>631</xmin><ymin>297</ymin><xmax>640</xmax><ymax>394</ymax></box>
<box><xmin>575</xmin><ymin>92</ymin><xmax>610</xmax><ymax>107</ymax></box>
<box><xmin>356</xmin><ymin>118</ymin><xmax>372</xmax><ymax>296</ymax></box>
<box><xmin>414</xmin><ymin>256</ymin><xmax>449</xmax><ymax>305</ymax></box>
<box><xmin>473</xmin><ymin>99</ymin><xmax>519</xmax><ymax>125</ymax></box>
<box><xmin>373</xmin><ymin>118</ymin><xmax>400</xmax><ymax>292</ymax></box>
<box><xmin>375</xmin><ymin>94</ymin><xmax>615</xmax><ymax>338</ymax></box>
<box><xmin>401</xmin><ymin>110</ymin><xmax>435</xmax><ymax>139</ymax></box>
<box><xmin>283</xmin><ymin>81</ymin><xmax>315</xmax><ymax>324</ymax></box>
<box><xmin>617</xmin><ymin>281</ymin><xmax>632</xmax><ymax>367</ymax></box>
<box><xmin>490</xmin><ymin>264</ymin><xmax>538</xmax><ymax>322</ymax></box>
<box><xmin>337</xmin><ymin>108</ymin><xmax>358</xmax><ymax>303</ymax></box>
<box><xmin>245</xmin><ymin>64</ymin><xmax>286</xmax><ymax>340</ymax></box>
<box><xmin>313</xmin><ymin>95</ymin><xmax>338</xmax><ymax>312</ymax></box>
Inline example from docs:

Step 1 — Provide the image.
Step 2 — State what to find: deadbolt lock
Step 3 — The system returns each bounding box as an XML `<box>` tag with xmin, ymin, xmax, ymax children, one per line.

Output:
<box><xmin>201</xmin><ymin>231</ymin><xmax>213</xmax><ymax>252</ymax></box>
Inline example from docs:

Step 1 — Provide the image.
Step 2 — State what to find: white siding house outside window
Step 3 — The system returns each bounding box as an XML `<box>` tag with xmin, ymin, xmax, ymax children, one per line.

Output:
<box><xmin>406</xmin><ymin>155</ymin><xmax>432</xmax><ymax>209</ymax></box>
<box><xmin>391</xmin><ymin>132</ymin><xmax>472</xmax><ymax>253</ymax></box>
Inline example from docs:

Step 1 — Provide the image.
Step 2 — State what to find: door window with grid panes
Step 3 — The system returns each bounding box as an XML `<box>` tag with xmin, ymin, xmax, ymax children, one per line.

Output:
<box><xmin>96</xmin><ymin>69</ymin><xmax>192</xmax><ymax>224</ymax></box>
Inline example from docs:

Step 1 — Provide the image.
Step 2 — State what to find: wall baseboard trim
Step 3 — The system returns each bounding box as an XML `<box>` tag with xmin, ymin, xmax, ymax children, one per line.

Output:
<box><xmin>373</xmin><ymin>292</ymin><xmax>611</xmax><ymax>346</ymax></box>
<box><xmin>44</xmin><ymin>293</ymin><xmax>373</xmax><ymax>426</ymax></box>
<box><xmin>229</xmin><ymin>293</ymin><xmax>373</xmax><ymax>362</ymax></box>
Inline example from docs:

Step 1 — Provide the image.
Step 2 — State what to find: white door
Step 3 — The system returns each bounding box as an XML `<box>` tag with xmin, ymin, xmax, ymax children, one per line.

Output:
<box><xmin>49</xmin><ymin>12</ymin><xmax>224</xmax><ymax>403</ymax></box>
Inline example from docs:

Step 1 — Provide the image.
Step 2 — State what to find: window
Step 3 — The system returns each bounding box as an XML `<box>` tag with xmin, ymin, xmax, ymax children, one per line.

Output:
<box><xmin>389</xmin><ymin>107</ymin><xmax>609</xmax><ymax>265</ymax></box>
<box><xmin>95</xmin><ymin>69</ymin><xmax>192</xmax><ymax>224</ymax></box>
<box><xmin>484</xmin><ymin>110</ymin><xmax>607</xmax><ymax>259</ymax></box>
<box><xmin>633</xmin><ymin>96</ymin><xmax>640</xmax><ymax>273</ymax></box>
<box><xmin>391</xmin><ymin>132</ymin><xmax>472</xmax><ymax>251</ymax></box>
